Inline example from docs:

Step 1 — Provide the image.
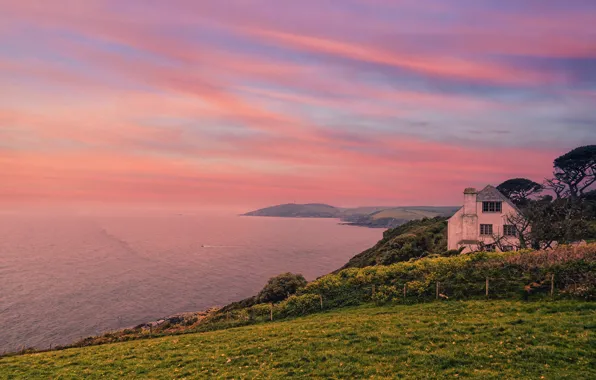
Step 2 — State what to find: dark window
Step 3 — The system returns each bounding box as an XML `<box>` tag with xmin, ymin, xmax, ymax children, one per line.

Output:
<box><xmin>480</xmin><ymin>224</ymin><xmax>493</xmax><ymax>235</ymax></box>
<box><xmin>502</xmin><ymin>245</ymin><xmax>514</xmax><ymax>252</ymax></box>
<box><xmin>482</xmin><ymin>201</ymin><xmax>502</xmax><ymax>213</ymax></box>
<box><xmin>484</xmin><ymin>244</ymin><xmax>496</xmax><ymax>252</ymax></box>
<box><xmin>503</xmin><ymin>225</ymin><xmax>516</xmax><ymax>236</ymax></box>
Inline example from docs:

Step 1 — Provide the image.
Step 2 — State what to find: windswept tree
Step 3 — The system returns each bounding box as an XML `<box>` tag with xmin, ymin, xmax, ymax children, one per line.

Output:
<box><xmin>497</xmin><ymin>178</ymin><xmax>542</xmax><ymax>205</ymax></box>
<box><xmin>551</xmin><ymin>145</ymin><xmax>596</xmax><ymax>199</ymax></box>
<box><xmin>505</xmin><ymin>198</ymin><xmax>590</xmax><ymax>249</ymax></box>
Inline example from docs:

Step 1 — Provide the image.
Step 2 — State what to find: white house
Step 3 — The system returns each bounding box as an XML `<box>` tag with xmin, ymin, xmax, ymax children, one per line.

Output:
<box><xmin>448</xmin><ymin>185</ymin><xmax>522</xmax><ymax>253</ymax></box>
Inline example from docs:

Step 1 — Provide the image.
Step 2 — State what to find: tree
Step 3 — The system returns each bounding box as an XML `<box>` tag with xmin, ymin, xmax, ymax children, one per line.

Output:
<box><xmin>505</xmin><ymin>198</ymin><xmax>591</xmax><ymax>249</ymax></box>
<box><xmin>544</xmin><ymin>178</ymin><xmax>568</xmax><ymax>199</ymax></box>
<box><xmin>257</xmin><ymin>272</ymin><xmax>307</xmax><ymax>303</ymax></box>
<box><xmin>552</xmin><ymin>145</ymin><xmax>596</xmax><ymax>198</ymax></box>
<box><xmin>497</xmin><ymin>178</ymin><xmax>543</xmax><ymax>205</ymax></box>
<box><xmin>503</xmin><ymin>211</ymin><xmax>533</xmax><ymax>249</ymax></box>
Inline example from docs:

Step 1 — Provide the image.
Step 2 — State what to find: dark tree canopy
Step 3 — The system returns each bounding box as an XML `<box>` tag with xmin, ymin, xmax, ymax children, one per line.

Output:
<box><xmin>506</xmin><ymin>198</ymin><xmax>591</xmax><ymax>249</ymax></box>
<box><xmin>497</xmin><ymin>178</ymin><xmax>542</xmax><ymax>205</ymax></box>
<box><xmin>553</xmin><ymin>145</ymin><xmax>596</xmax><ymax>198</ymax></box>
<box><xmin>257</xmin><ymin>272</ymin><xmax>307</xmax><ymax>303</ymax></box>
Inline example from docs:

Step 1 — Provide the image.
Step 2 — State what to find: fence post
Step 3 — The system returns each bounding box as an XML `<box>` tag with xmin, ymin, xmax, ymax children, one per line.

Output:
<box><xmin>403</xmin><ymin>283</ymin><xmax>407</xmax><ymax>298</ymax></box>
<box><xmin>319</xmin><ymin>294</ymin><xmax>323</xmax><ymax>309</ymax></box>
<box><xmin>436</xmin><ymin>282</ymin><xmax>439</xmax><ymax>300</ymax></box>
<box><xmin>372</xmin><ymin>284</ymin><xmax>376</xmax><ymax>297</ymax></box>
<box><xmin>485</xmin><ymin>277</ymin><xmax>489</xmax><ymax>298</ymax></box>
<box><xmin>270</xmin><ymin>303</ymin><xmax>274</xmax><ymax>321</ymax></box>
<box><xmin>550</xmin><ymin>273</ymin><xmax>555</xmax><ymax>299</ymax></box>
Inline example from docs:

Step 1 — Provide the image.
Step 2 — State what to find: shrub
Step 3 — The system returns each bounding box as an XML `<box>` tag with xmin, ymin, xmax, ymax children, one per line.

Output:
<box><xmin>257</xmin><ymin>273</ymin><xmax>308</xmax><ymax>303</ymax></box>
<box><xmin>248</xmin><ymin>303</ymin><xmax>273</xmax><ymax>320</ymax></box>
<box><xmin>372</xmin><ymin>285</ymin><xmax>401</xmax><ymax>305</ymax></box>
<box><xmin>305</xmin><ymin>245</ymin><xmax>596</xmax><ymax>302</ymax></box>
<box><xmin>278</xmin><ymin>294</ymin><xmax>321</xmax><ymax>316</ymax></box>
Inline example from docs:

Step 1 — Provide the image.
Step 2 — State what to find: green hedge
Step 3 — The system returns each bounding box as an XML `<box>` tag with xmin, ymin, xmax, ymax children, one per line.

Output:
<box><xmin>229</xmin><ymin>245</ymin><xmax>596</xmax><ymax>325</ymax></box>
<box><xmin>299</xmin><ymin>246</ymin><xmax>595</xmax><ymax>305</ymax></box>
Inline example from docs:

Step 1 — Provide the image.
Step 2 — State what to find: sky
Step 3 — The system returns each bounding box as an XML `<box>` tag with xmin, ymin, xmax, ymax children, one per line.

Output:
<box><xmin>1</xmin><ymin>0</ymin><xmax>595</xmax><ymax>209</ymax></box>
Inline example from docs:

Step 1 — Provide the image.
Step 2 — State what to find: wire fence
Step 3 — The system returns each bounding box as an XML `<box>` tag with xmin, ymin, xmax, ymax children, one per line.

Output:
<box><xmin>208</xmin><ymin>271</ymin><xmax>592</xmax><ymax>326</ymax></box>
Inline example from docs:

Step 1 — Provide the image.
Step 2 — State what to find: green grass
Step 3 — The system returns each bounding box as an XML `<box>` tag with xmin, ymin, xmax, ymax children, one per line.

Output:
<box><xmin>1</xmin><ymin>301</ymin><xmax>594</xmax><ymax>379</ymax></box>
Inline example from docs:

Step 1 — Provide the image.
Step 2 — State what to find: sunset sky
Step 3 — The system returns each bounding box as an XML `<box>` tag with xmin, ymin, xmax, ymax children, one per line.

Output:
<box><xmin>1</xmin><ymin>0</ymin><xmax>595</xmax><ymax>209</ymax></box>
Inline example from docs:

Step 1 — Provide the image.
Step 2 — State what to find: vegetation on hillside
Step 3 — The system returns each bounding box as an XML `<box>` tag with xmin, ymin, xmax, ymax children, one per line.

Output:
<box><xmin>256</xmin><ymin>273</ymin><xmax>307</xmax><ymax>303</ymax></box>
<box><xmin>338</xmin><ymin>217</ymin><xmax>449</xmax><ymax>270</ymax></box>
<box><xmin>2</xmin><ymin>301</ymin><xmax>594</xmax><ymax>379</ymax></box>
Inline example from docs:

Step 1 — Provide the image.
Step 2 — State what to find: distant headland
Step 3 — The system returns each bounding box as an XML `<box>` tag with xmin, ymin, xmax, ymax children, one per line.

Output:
<box><xmin>242</xmin><ymin>203</ymin><xmax>459</xmax><ymax>228</ymax></box>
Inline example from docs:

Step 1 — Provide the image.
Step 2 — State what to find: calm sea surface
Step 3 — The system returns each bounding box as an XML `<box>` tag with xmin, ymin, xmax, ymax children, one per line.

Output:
<box><xmin>0</xmin><ymin>212</ymin><xmax>380</xmax><ymax>353</ymax></box>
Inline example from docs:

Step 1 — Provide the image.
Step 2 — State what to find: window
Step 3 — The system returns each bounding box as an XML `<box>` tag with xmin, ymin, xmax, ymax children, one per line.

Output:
<box><xmin>482</xmin><ymin>201</ymin><xmax>502</xmax><ymax>213</ymax></box>
<box><xmin>503</xmin><ymin>225</ymin><xmax>516</xmax><ymax>236</ymax></box>
<box><xmin>484</xmin><ymin>244</ymin><xmax>496</xmax><ymax>252</ymax></box>
<box><xmin>502</xmin><ymin>245</ymin><xmax>514</xmax><ymax>252</ymax></box>
<box><xmin>480</xmin><ymin>224</ymin><xmax>493</xmax><ymax>235</ymax></box>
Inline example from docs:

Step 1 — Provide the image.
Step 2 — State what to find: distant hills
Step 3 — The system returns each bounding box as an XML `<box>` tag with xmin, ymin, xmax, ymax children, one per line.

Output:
<box><xmin>243</xmin><ymin>203</ymin><xmax>340</xmax><ymax>218</ymax></box>
<box><xmin>242</xmin><ymin>203</ymin><xmax>459</xmax><ymax>228</ymax></box>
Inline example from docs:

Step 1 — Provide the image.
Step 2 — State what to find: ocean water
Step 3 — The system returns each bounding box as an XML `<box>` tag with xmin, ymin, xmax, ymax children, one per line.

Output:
<box><xmin>0</xmin><ymin>212</ymin><xmax>380</xmax><ymax>353</ymax></box>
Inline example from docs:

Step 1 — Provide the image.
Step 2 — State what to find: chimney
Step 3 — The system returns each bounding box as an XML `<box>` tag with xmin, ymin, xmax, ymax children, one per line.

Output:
<box><xmin>462</xmin><ymin>187</ymin><xmax>479</xmax><ymax>242</ymax></box>
<box><xmin>463</xmin><ymin>188</ymin><xmax>477</xmax><ymax>215</ymax></box>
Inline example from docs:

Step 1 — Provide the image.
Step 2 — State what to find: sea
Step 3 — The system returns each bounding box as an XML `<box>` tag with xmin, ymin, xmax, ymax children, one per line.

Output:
<box><xmin>0</xmin><ymin>210</ymin><xmax>380</xmax><ymax>353</ymax></box>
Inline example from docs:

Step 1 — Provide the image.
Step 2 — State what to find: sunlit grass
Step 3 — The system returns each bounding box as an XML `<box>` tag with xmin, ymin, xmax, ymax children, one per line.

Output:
<box><xmin>1</xmin><ymin>300</ymin><xmax>594</xmax><ymax>379</ymax></box>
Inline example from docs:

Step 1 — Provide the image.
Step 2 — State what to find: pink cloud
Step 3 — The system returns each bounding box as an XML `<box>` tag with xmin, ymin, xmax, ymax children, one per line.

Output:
<box><xmin>0</xmin><ymin>133</ymin><xmax>559</xmax><ymax>206</ymax></box>
<box><xmin>242</xmin><ymin>28</ymin><xmax>557</xmax><ymax>85</ymax></box>
<box><xmin>0</xmin><ymin>0</ymin><xmax>589</xmax><ymax>207</ymax></box>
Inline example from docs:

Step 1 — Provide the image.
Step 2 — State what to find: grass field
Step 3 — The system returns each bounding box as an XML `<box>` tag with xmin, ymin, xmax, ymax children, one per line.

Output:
<box><xmin>1</xmin><ymin>301</ymin><xmax>594</xmax><ymax>379</ymax></box>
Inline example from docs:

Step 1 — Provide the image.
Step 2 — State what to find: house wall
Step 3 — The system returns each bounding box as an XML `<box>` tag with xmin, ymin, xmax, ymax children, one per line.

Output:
<box><xmin>447</xmin><ymin>208</ymin><xmax>463</xmax><ymax>251</ymax></box>
<box><xmin>475</xmin><ymin>201</ymin><xmax>521</xmax><ymax>249</ymax></box>
<box><xmin>448</xmin><ymin>189</ymin><xmax>521</xmax><ymax>252</ymax></box>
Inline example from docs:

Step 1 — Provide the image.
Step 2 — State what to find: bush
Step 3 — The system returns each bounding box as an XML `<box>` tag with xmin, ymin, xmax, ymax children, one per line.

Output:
<box><xmin>278</xmin><ymin>294</ymin><xmax>321</xmax><ymax>317</ymax></box>
<box><xmin>305</xmin><ymin>245</ymin><xmax>596</xmax><ymax>302</ymax></box>
<box><xmin>372</xmin><ymin>285</ymin><xmax>401</xmax><ymax>305</ymax></box>
<box><xmin>249</xmin><ymin>303</ymin><xmax>273</xmax><ymax>319</ymax></box>
<box><xmin>257</xmin><ymin>272</ymin><xmax>308</xmax><ymax>303</ymax></box>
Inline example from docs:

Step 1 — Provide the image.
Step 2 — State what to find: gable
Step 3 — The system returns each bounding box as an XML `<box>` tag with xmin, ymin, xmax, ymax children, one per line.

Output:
<box><xmin>447</xmin><ymin>206</ymin><xmax>463</xmax><ymax>222</ymax></box>
<box><xmin>476</xmin><ymin>185</ymin><xmax>520</xmax><ymax>213</ymax></box>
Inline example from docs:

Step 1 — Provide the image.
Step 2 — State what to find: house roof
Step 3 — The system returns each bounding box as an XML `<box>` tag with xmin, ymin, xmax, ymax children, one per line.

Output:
<box><xmin>476</xmin><ymin>185</ymin><xmax>520</xmax><ymax>212</ymax></box>
<box><xmin>447</xmin><ymin>185</ymin><xmax>522</xmax><ymax>222</ymax></box>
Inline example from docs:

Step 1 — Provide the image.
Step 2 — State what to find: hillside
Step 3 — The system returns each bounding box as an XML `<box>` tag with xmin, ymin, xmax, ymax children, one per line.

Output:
<box><xmin>2</xmin><ymin>301</ymin><xmax>594</xmax><ymax>379</ymax></box>
<box><xmin>243</xmin><ymin>204</ymin><xmax>459</xmax><ymax>228</ymax></box>
<box><xmin>338</xmin><ymin>217</ymin><xmax>449</xmax><ymax>270</ymax></box>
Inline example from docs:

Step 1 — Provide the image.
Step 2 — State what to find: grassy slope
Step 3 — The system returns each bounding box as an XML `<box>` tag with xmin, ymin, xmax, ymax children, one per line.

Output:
<box><xmin>2</xmin><ymin>301</ymin><xmax>594</xmax><ymax>379</ymax></box>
